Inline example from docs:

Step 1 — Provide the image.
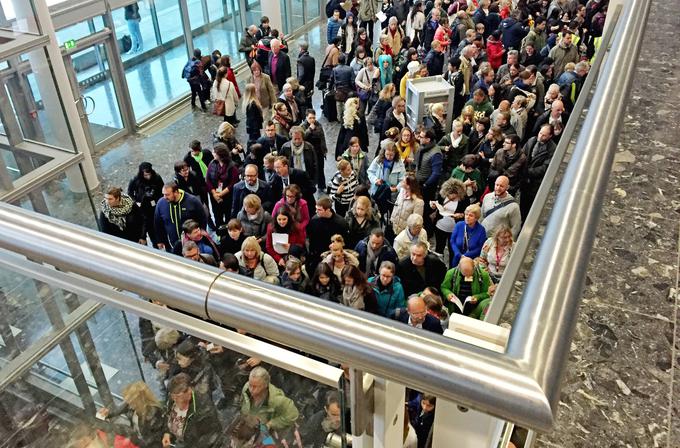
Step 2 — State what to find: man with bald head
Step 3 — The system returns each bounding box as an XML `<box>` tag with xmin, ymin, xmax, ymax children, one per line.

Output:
<box><xmin>532</xmin><ymin>100</ymin><xmax>569</xmax><ymax>143</ymax></box>
<box><xmin>480</xmin><ymin>175</ymin><xmax>521</xmax><ymax>238</ymax></box>
<box><xmin>440</xmin><ymin>257</ymin><xmax>492</xmax><ymax>318</ymax></box>
<box><xmin>519</xmin><ymin>124</ymin><xmax>557</xmax><ymax>222</ymax></box>
<box><xmin>393</xmin><ymin>295</ymin><xmax>444</xmax><ymax>334</ymax></box>
<box><xmin>267</xmin><ymin>38</ymin><xmax>291</xmax><ymax>92</ymax></box>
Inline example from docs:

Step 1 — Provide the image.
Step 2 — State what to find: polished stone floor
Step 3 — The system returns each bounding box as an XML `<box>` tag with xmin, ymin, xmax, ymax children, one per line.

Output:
<box><xmin>81</xmin><ymin>4</ymin><xmax>680</xmax><ymax>447</ymax></box>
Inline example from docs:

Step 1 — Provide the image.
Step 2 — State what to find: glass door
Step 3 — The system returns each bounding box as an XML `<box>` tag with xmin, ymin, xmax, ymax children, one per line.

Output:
<box><xmin>64</xmin><ymin>43</ymin><xmax>125</xmax><ymax>148</ymax></box>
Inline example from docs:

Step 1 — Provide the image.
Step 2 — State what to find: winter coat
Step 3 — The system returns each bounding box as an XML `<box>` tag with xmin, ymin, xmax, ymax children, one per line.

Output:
<box><xmin>369</xmin><ymin>275</ymin><xmax>406</xmax><ymax>318</ymax></box>
<box><xmin>366</xmin><ymin>156</ymin><xmax>406</xmax><ymax>195</ymax></box>
<box><xmin>211</xmin><ymin>78</ymin><xmax>239</xmax><ymax>116</ymax></box>
<box><xmin>390</xmin><ymin>190</ymin><xmax>425</xmax><ymax>235</ymax></box>
<box><xmin>240</xmin><ymin>383</ymin><xmax>300</xmax><ymax>431</ymax></box>
<box><xmin>486</xmin><ymin>38</ymin><xmax>505</xmax><ymax>70</ymax></box>
<box><xmin>154</xmin><ymin>190</ymin><xmax>207</xmax><ymax>247</ymax></box>
<box><xmin>235</xmin><ymin>251</ymin><xmax>280</xmax><ymax>284</ymax></box>
<box><xmin>99</xmin><ymin>202</ymin><xmax>145</xmax><ymax>243</ymax></box>
<box><xmin>164</xmin><ymin>391</ymin><xmax>222</xmax><ymax>448</ymax></box>
<box><xmin>440</xmin><ymin>265</ymin><xmax>492</xmax><ymax>318</ymax></box>
<box><xmin>237</xmin><ymin>208</ymin><xmax>272</xmax><ymax>240</ymax></box>
<box><xmin>449</xmin><ymin>221</ymin><xmax>487</xmax><ymax>267</ymax></box>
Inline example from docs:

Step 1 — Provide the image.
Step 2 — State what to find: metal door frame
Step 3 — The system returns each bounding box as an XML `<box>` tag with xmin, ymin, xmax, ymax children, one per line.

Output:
<box><xmin>61</xmin><ymin>29</ymin><xmax>134</xmax><ymax>150</ymax></box>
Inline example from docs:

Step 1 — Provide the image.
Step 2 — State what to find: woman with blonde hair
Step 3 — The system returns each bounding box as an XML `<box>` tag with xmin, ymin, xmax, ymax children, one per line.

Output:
<box><xmin>335</xmin><ymin>97</ymin><xmax>370</xmax><ymax>159</ymax></box>
<box><xmin>322</xmin><ymin>234</ymin><xmax>360</xmax><ymax>281</ymax></box>
<box><xmin>235</xmin><ymin>236</ymin><xmax>280</xmax><ymax>284</ymax></box>
<box><xmin>345</xmin><ymin>195</ymin><xmax>380</xmax><ymax>248</ymax></box>
<box><xmin>479</xmin><ymin>224</ymin><xmax>514</xmax><ymax>282</ymax></box>
<box><xmin>97</xmin><ymin>381</ymin><xmax>164</xmax><ymax>447</ymax></box>
<box><xmin>449</xmin><ymin>203</ymin><xmax>487</xmax><ymax>267</ymax></box>
<box><xmin>424</xmin><ymin>102</ymin><xmax>447</xmax><ymax>142</ymax></box>
<box><xmin>211</xmin><ymin>66</ymin><xmax>240</xmax><ymax>125</ymax></box>
<box><xmin>459</xmin><ymin>104</ymin><xmax>477</xmax><ymax>136</ymax></box>
<box><xmin>247</xmin><ymin>61</ymin><xmax>277</xmax><ymax>121</ymax></box>
<box><xmin>243</xmin><ymin>83</ymin><xmax>263</xmax><ymax>143</ymax></box>
<box><xmin>214</xmin><ymin>121</ymin><xmax>245</xmax><ymax>166</ymax></box>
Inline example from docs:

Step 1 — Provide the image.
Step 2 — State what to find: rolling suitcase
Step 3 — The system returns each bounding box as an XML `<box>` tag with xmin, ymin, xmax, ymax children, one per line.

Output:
<box><xmin>322</xmin><ymin>89</ymin><xmax>337</xmax><ymax>122</ymax></box>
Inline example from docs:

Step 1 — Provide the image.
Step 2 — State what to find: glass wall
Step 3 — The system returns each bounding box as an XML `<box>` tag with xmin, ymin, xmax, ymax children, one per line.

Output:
<box><xmin>0</xmin><ymin>255</ymin><xmax>349</xmax><ymax>448</ymax></box>
<box><xmin>192</xmin><ymin>0</ymin><xmax>244</xmax><ymax>65</ymax></box>
<box><xmin>1</xmin><ymin>47</ymin><xmax>76</xmax><ymax>152</ymax></box>
<box><xmin>55</xmin><ymin>17</ymin><xmax>105</xmax><ymax>46</ymax></box>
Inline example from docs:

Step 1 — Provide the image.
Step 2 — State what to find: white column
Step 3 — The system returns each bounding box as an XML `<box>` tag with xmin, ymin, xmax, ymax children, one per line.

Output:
<box><xmin>372</xmin><ymin>378</ymin><xmax>406</xmax><ymax>448</ymax></box>
<box><xmin>30</xmin><ymin>0</ymin><xmax>100</xmax><ymax>191</ymax></box>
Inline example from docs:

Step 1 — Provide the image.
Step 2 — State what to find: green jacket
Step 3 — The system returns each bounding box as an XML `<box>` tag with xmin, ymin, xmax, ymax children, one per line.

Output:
<box><xmin>241</xmin><ymin>383</ymin><xmax>300</xmax><ymax>431</ymax></box>
<box><xmin>440</xmin><ymin>266</ymin><xmax>492</xmax><ymax>318</ymax></box>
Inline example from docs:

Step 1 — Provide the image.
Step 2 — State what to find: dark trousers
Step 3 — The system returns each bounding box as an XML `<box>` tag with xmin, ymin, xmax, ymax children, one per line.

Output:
<box><xmin>361</xmin><ymin>20</ymin><xmax>376</xmax><ymax>45</ymax></box>
<box><xmin>190</xmin><ymin>84</ymin><xmax>205</xmax><ymax>109</ymax></box>
<box><xmin>421</xmin><ymin>185</ymin><xmax>437</xmax><ymax>235</ymax></box>
<box><xmin>210</xmin><ymin>196</ymin><xmax>230</xmax><ymax>227</ymax></box>
<box><xmin>434</xmin><ymin>227</ymin><xmax>452</xmax><ymax>255</ymax></box>
<box><xmin>334</xmin><ymin>201</ymin><xmax>349</xmax><ymax>219</ymax></box>
<box><xmin>316</xmin><ymin>154</ymin><xmax>326</xmax><ymax>190</ymax></box>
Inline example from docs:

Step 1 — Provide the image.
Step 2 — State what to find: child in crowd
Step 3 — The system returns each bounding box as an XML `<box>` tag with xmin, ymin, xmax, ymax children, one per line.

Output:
<box><xmin>218</xmin><ymin>219</ymin><xmax>245</xmax><ymax>256</ymax></box>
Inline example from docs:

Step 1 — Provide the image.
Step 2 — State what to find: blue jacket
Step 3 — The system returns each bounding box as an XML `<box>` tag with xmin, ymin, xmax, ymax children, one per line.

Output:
<box><xmin>366</xmin><ymin>157</ymin><xmax>406</xmax><ymax>195</ymax></box>
<box><xmin>154</xmin><ymin>190</ymin><xmax>207</xmax><ymax>247</ymax></box>
<box><xmin>355</xmin><ymin>237</ymin><xmax>398</xmax><ymax>275</ymax></box>
<box><xmin>327</xmin><ymin>17</ymin><xmax>342</xmax><ymax>44</ymax></box>
<box><xmin>369</xmin><ymin>276</ymin><xmax>406</xmax><ymax>318</ymax></box>
<box><xmin>449</xmin><ymin>221</ymin><xmax>487</xmax><ymax>267</ymax></box>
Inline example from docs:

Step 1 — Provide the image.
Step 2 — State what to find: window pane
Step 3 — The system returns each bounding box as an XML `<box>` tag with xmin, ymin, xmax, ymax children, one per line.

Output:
<box><xmin>55</xmin><ymin>17</ymin><xmax>105</xmax><ymax>46</ymax></box>
<box><xmin>193</xmin><ymin>0</ymin><xmax>243</xmax><ymax>65</ymax></box>
<box><xmin>187</xmin><ymin>0</ymin><xmax>206</xmax><ymax>29</ymax></box>
<box><xmin>155</xmin><ymin>0</ymin><xmax>183</xmax><ymax>43</ymax></box>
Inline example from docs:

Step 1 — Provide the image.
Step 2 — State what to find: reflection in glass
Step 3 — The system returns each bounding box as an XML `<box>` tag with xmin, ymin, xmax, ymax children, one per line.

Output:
<box><xmin>3</xmin><ymin>48</ymin><xmax>75</xmax><ymax>151</ymax></box>
<box><xmin>69</xmin><ymin>43</ymin><xmax>124</xmax><ymax>144</ymax></box>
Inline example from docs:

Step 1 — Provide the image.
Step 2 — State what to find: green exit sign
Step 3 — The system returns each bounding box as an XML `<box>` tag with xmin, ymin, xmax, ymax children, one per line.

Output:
<box><xmin>64</xmin><ymin>39</ymin><xmax>76</xmax><ymax>49</ymax></box>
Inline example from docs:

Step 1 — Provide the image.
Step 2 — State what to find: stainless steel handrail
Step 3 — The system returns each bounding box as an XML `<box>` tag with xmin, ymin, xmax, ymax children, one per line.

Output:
<box><xmin>0</xmin><ymin>0</ymin><xmax>650</xmax><ymax>431</ymax></box>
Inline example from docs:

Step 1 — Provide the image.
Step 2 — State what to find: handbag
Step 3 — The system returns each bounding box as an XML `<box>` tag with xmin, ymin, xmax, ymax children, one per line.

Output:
<box><xmin>212</xmin><ymin>83</ymin><xmax>230</xmax><ymax>116</ymax></box>
<box><xmin>316</xmin><ymin>50</ymin><xmax>333</xmax><ymax>89</ymax></box>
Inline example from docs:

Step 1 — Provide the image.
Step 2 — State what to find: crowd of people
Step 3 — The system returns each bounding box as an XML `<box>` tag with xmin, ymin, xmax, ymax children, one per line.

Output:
<box><xmin>93</xmin><ymin>0</ymin><xmax>607</xmax><ymax>446</ymax></box>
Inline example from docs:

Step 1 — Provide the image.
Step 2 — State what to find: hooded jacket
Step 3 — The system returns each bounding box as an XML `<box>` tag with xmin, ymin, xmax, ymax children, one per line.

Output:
<box><xmin>154</xmin><ymin>190</ymin><xmax>207</xmax><ymax>247</ymax></box>
<box><xmin>240</xmin><ymin>383</ymin><xmax>300</xmax><ymax>432</ymax></box>
<box><xmin>369</xmin><ymin>275</ymin><xmax>406</xmax><ymax>318</ymax></box>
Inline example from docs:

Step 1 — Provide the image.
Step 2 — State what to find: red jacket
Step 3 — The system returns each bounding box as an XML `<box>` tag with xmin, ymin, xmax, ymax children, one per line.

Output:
<box><xmin>226</xmin><ymin>67</ymin><xmax>241</xmax><ymax>98</ymax></box>
<box><xmin>265</xmin><ymin>223</ymin><xmax>306</xmax><ymax>263</ymax></box>
<box><xmin>486</xmin><ymin>39</ymin><xmax>504</xmax><ymax>70</ymax></box>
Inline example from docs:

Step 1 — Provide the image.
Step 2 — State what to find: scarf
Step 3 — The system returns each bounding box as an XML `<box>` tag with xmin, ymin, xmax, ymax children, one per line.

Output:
<box><xmin>291</xmin><ymin>143</ymin><xmax>305</xmax><ymax>170</ymax></box>
<box><xmin>342</xmin><ymin>285</ymin><xmax>365</xmax><ymax>310</ymax></box>
<box><xmin>191</xmin><ymin>152</ymin><xmax>209</xmax><ymax>178</ymax></box>
<box><xmin>100</xmin><ymin>194</ymin><xmax>134</xmax><ymax>231</ymax></box>
<box><xmin>245</xmin><ymin>179</ymin><xmax>260</xmax><ymax>192</ymax></box>
<box><xmin>366</xmin><ymin>243</ymin><xmax>380</xmax><ymax>276</ymax></box>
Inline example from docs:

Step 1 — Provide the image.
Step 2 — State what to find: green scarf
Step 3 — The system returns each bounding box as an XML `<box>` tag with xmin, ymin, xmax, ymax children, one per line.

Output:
<box><xmin>192</xmin><ymin>152</ymin><xmax>209</xmax><ymax>178</ymax></box>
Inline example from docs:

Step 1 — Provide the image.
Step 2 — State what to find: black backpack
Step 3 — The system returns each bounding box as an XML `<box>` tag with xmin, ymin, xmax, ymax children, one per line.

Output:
<box><xmin>325</xmin><ymin>0</ymin><xmax>334</xmax><ymax>18</ymax></box>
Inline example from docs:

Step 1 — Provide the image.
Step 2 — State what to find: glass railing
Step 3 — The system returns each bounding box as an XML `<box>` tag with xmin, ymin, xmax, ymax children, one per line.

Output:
<box><xmin>0</xmin><ymin>253</ymin><xmax>348</xmax><ymax>447</ymax></box>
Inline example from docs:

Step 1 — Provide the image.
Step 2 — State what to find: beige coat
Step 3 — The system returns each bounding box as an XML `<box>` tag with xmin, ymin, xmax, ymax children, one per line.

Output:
<box><xmin>248</xmin><ymin>73</ymin><xmax>277</xmax><ymax>111</ymax></box>
<box><xmin>390</xmin><ymin>190</ymin><xmax>425</xmax><ymax>235</ymax></box>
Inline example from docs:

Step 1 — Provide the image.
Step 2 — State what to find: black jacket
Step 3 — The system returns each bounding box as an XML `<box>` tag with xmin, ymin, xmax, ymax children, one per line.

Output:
<box><xmin>308</xmin><ymin>213</ymin><xmax>349</xmax><ymax>257</ymax></box>
<box><xmin>99</xmin><ymin>202</ymin><xmax>145</xmax><ymax>242</ymax></box>
<box><xmin>521</xmin><ymin>137</ymin><xmax>556</xmax><ymax>192</ymax></box>
<box><xmin>397</xmin><ymin>255</ymin><xmax>448</xmax><ymax>297</ymax></box>
<box><xmin>174</xmin><ymin>171</ymin><xmax>208</xmax><ymax>205</ymax></box>
<box><xmin>165</xmin><ymin>391</ymin><xmax>222</xmax><ymax>448</ymax></box>
<box><xmin>394</xmin><ymin>310</ymin><xmax>444</xmax><ymax>334</ymax></box>
<box><xmin>297</xmin><ymin>50</ymin><xmax>316</xmax><ymax>93</ymax></box>
<box><xmin>331</xmin><ymin>64</ymin><xmax>355</xmax><ymax>90</ymax></box>
<box><xmin>245</xmin><ymin>102</ymin><xmax>264</xmax><ymax>135</ymax></box>
<box><xmin>230</xmin><ymin>180</ymin><xmax>275</xmax><ymax>218</ymax></box>
<box><xmin>105</xmin><ymin>402</ymin><xmax>165</xmax><ymax>448</ymax></box>
<box><xmin>256</xmin><ymin>134</ymin><xmax>289</xmax><ymax>155</ymax></box>
<box><xmin>381</xmin><ymin>108</ymin><xmax>405</xmax><ymax>141</ymax></box>
<box><xmin>336</xmin><ymin>117</ymin><xmax>370</xmax><ymax>158</ymax></box>
<box><xmin>279</xmin><ymin>142</ymin><xmax>318</xmax><ymax>183</ymax></box>
<box><xmin>183</xmin><ymin>149</ymin><xmax>214</xmax><ymax>182</ymax></box>
<box><xmin>128</xmin><ymin>173</ymin><xmax>164</xmax><ymax>214</ymax></box>
<box><xmin>355</xmin><ymin>237</ymin><xmax>398</xmax><ymax>277</ymax></box>
<box><xmin>267</xmin><ymin>51</ymin><xmax>292</xmax><ymax>91</ymax></box>
<box><xmin>270</xmin><ymin>169</ymin><xmax>316</xmax><ymax>215</ymax></box>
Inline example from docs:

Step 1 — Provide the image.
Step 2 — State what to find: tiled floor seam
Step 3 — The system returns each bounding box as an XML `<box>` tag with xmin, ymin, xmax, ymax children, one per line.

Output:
<box><xmin>583</xmin><ymin>299</ymin><xmax>677</xmax><ymax>322</ymax></box>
